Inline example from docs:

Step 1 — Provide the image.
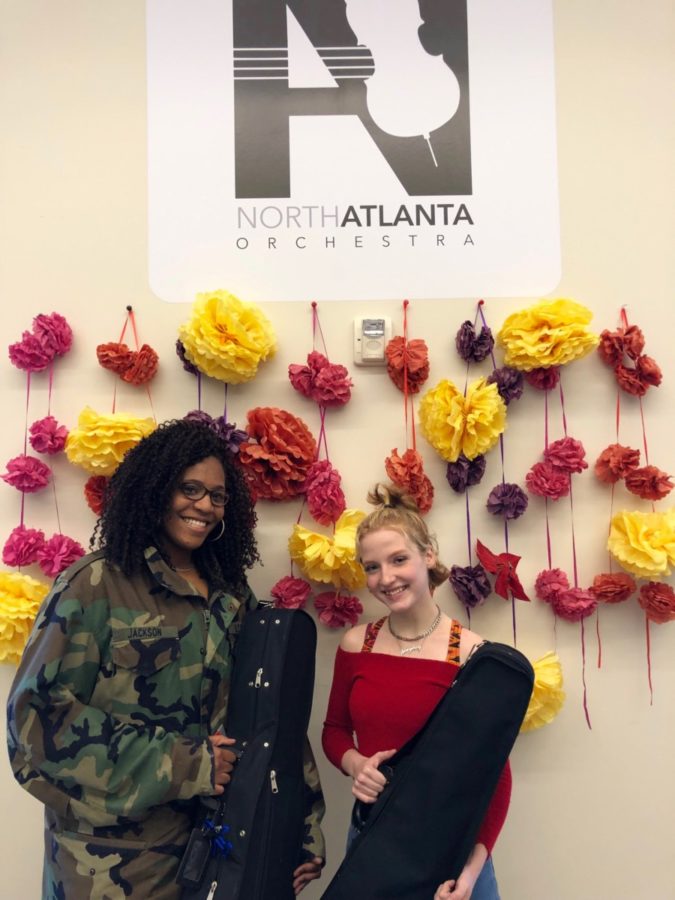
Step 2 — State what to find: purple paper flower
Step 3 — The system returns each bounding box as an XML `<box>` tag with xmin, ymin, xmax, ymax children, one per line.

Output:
<box><xmin>32</xmin><ymin>313</ymin><xmax>73</xmax><ymax>356</ymax></box>
<box><xmin>449</xmin><ymin>564</ymin><xmax>492</xmax><ymax>608</ymax></box>
<box><xmin>2</xmin><ymin>525</ymin><xmax>46</xmax><ymax>567</ymax></box>
<box><xmin>455</xmin><ymin>321</ymin><xmax>495</xmax><ymax>363</ymax></box>
<box><xmin>176</xmin><ymin>339</ymin><xmax>199</xmax><ymax>375</ymax></box>
<box><xmin>486</xmin><ymin>367</ymin><xmax>524</xmax><ymax>405</ymax></box>
<box><xmin>446</xmin><ymin>454</ymin><xmax>486</xmax><ymax>493</ymax></box>
<box><xmin>2</xmin><ymin>455</ymin><xmax>51</xmax><ymax>492</ymax></box>
<box><xmin>184</xmin><ymin>410</ymin><xmax>249</xmax><ymax>454</ymax></box>
<box><xmin>29</xmin><ymin>416</ymin><xmax>68</xmax><ymax>455</ymax></box>
<box><xmin>8</xmin><ymin>331</ymin><xmax>54</xmax><ymax>372</ymax></box>
<box><xmin>486</xmin><ymin>483</ymin><xmax>529</xmax><ymax>520</ymax></box>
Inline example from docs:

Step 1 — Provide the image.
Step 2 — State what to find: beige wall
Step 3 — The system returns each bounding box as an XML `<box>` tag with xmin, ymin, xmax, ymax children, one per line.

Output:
<box><xmin>1</xmin><ymin>2</ymin><xmax>673</xmax><ymax>898</ymax></box>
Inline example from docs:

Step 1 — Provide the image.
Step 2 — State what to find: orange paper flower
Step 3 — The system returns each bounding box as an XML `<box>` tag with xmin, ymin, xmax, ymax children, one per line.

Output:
<box><xmin>384</xmin><ymin>448</ymin><xmax>434</xmax><ymax>514</ymax></box>
<box><xmin>385</xmin><ymin>337</ymin><xmax>430</xmax><ymax>393</ymax></box>
<box><xmin>238</xmin><ymin>407</ymin><xmax>316</xmax><ymax>501</ymax></box>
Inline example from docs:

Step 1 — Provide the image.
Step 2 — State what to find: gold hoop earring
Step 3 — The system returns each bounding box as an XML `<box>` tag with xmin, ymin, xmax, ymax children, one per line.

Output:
<box><xmin>209</xmin><ymin>520</ymin><xmax>225</xmax><ymax>542</ymax></box>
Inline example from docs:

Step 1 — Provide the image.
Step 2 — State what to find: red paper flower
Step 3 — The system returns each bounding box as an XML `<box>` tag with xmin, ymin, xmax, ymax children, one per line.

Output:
<box><xmin>594</xmin><ymin>444</ymin><xmax>640</xmax><ymax>484</ymax></box>
<box><xmin>475</xmin><ymin>540</ymin><xmax>529</xmax><ymax>601</ymax></box>
<box><xmin>2</xmin><ymin>525</ymin><xmax>46</xmax><ymax>567</ymax></box>
<box><xmin>635</xmin><ymin>354</ymin><xmax>662</xmax><ymax>388</ymax></box>
<box><xmin>238</xmin><ymin>407</ymin><xmax>317</xmax><ymax>501</ymax></box>
<box><xmin>313</xmin><ymin>591</ymin><xmax>363</xmax><ymax>628</ymax></box>
<box><xmin>385</xmin><ymin>448</ymin><xmax>434</xmax><ymax>514</ymax></box>
<box><xmin>2</xmin><ymin>455</ymin><xmax>51</xmax><ymax>492</ymax></box>
<box><xmin>544</xmin><ymin>437</ymin><xmax>588</xmax><ymax>474</ymax></box>
<box><xmin>288</xmin><ymin>351</ymin><xmax>352</xmax><ymax>407</ymax></box>
<box><xmin>550</xmin><ymin>588</ymin><xmax>597</xmax><ymax>622</ymax></box>
<box><xmin>32</xmin><ymin>313</ymin><xmax>73</xmax><ymax>356</ymax></box>
<box><xmin>535</xmin><ymin>568</ymin><xmax>570</xmax><ymax>603</ymax></box>
<box><xmin>385</xmin><ymin>337</ymin><xmax>430</xmax><ymax>393</ymax></box>
<box><xmin>97</xmin><ymin>342</ymin><xmax>159</xmax><ymax>386</ymax></box>
<box><xmin>271</xmin><ymin>576</ymin><xmax>312</xmax><ymax>610</ymax></box>
<box><xmin>8</xmin><ymin>331</ymin><xmax>53</xmax><ymax>372</ymax></box>
<box><xmin>524</xmin><ymin>367</ymin><xmax>560</xmax><ymax>391</ymax></box>
<box><xmin>638</xmin><ymin>582</ymin><xmax>675</xmax><ymax>624</ymax></box>
<box><xmin>589</xmin><ymin>572</ymin><xmax>636</xmax><ymax>604</ymax></box>
<box><xmin>624</xmin><ymin>465</ymin><xmax>673</xmax><ymax>501</ymax></box>
<box><xmin>29</xmin><ymin>416</ymin><xmax>68</xmax><ymax>455</ymax></box>
<box><xmin>97</xmin><ymin>342</ymin><xmax>135</xmax><ymax>374</ymax></box>
<box><xmin>525</xmin><ymin>461</ymin><xmax>570</xmax><ymax>500</ymax></box>
<box><xmin>597</xmin><ymin>329</ymin><xmax>625</xmax><ymax>368</ymax></box>
<box><xmin>615</xmin><ymin>363</ymin><xmax>647</xmax><ymax>396</ymax></box>
<box><xmin>37</xmin><ymin>534</ymin><xmax>85</xmax><ymax>577</ymax></box>
<box><xmin>84</xmin><ymin>475</ymin><xmax>108</xmax><ymax>515</ymax></box>
<box><xmin>304</xmin><ymin>460</ymin><xmax>346</xmax><ymax>526</ymax></box>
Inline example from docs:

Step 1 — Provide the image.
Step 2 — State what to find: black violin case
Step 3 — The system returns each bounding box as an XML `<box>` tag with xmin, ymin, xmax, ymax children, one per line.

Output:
<box><xmin>321</xmin><ymin>641</ymin><xmax>534</xmax><ymax>900</ymax></box>
<box><xmin>178</xmin><ymin>606</ymin><xmax>317</xmax><ymax>900</ymax></box>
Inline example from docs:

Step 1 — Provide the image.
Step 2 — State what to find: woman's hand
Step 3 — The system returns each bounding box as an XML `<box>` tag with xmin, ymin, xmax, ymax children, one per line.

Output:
<box><xmin>434</xmin><ymin>844</ymin><xmax>487</xmax><ymax>900</ymax></box>
<box><xmin>342</xmin><ymin>748</ymin><xmax>397</xmax><ymax>804</ymax></box>
<box><xmin>208</xmin><ymin>733</ymin><xmax>238</xmax><ymax>794</ymax></box>
<box><xmin>292</xmin><ymin>856</ymin><xmax>324</xmax><ymax>894</ymax></box>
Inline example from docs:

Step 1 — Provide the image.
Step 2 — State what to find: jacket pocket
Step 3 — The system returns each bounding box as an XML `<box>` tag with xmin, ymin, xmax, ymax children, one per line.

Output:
<box><xmin>111</xmin><ymin>636</ymin><xmax>181</xmax><ymax>676</ymax></box>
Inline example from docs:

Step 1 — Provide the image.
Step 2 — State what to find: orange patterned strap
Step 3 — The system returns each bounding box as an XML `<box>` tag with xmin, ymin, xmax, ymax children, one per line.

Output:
<box><xmin>362</xmin><ymin>617</ymin><xmax>387</xmax><ymax>652</ymax></box>
<box><xmin>447</xmin><ymin>618</ymin><xmax>462</xmax><ymax>664</ymax></box>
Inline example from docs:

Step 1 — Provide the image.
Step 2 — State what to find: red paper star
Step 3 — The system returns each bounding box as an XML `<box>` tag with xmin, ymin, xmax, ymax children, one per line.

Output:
<box><xmin>475</xmin><ymin>540</ymin><xmax>530</xmax><ymax>602</ymax></box>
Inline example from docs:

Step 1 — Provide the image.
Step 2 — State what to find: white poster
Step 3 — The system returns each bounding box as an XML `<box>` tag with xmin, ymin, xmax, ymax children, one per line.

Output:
<box><xmin>147</xmin><ymin>0</ymin><xmax>560</xmax><ymax>301</ymax></box>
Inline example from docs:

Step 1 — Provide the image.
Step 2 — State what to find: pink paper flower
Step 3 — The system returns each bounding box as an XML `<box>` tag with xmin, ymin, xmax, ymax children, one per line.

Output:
<box><xmin>32</xmin><ymin>313</ymin><xmax>73</xmax><ymax>356</ymax></box>
<box><xmin>525</xmin><ymin>461</ymin><xmax>570</xmax><ymax>500</ymax></box>
<box><xmin>288</xmin><ymin>351</ymin><xmax>352</xmax><ymax>407</ymax></box>
<box><xmin>304</xmin><ymin>460</ymin><xmax>346</xmax><ymax>526</ymax></box>
<box><xmin>8</xmin><ymin>331</ymin><xmax>54</xmax><ymax>372</ymax></box>
<box><xmin>29</xmin><ymin>416</ymin><xmax>68</xmax><ymax>455</ymax></box>
<box><xmin>270</xmin><ymin>576</ymin><xmax>312</xmax><ymax>610</ymax></box>
<box><xmin>543</xmin><ymin>437</ymin><xmax>588</xmax><ymax>474</ymax></box>
<box><xmin>2</xmin><ymin>455</ymin><xmax>51</xmax><ymax>492</ymax></box>
<box><xmin>535</xmin><ymin>568</ymin><xmax>570</xmax><ymax>603</ymax></box>
<box><xmin>314</xmin><ymin>591</ymin><xmax>363</xmax><ymax>628</ymax></box>
<box><xmin>37</xmin><ymin>534</ymin><xmax>85</xmax><ymax>577</ymax></box>
<box><xmin>524</xmin><ymin>367</ymin><xmax>560</xmax><ymax>391</ymax></box>
<box><xmin>550</xmin><ymin>587</ymin><xmax>597</xmax><ymax>622</ymax></box>
<box><xmin>2</xmin><ymin>525</ymin><xmax>46</xmax><ymax>567</ymax></box>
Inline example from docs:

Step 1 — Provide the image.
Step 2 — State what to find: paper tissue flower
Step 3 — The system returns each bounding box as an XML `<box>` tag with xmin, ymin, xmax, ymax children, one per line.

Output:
<box><xmin>288</xmin><ymin>509</ymin><xmax>366</xmax><ymax>590</ymax></box>
<box><xmin>29</xmin><ymin>416</ymin><xmax>68</xmax><ymax>455</ymax></box>
<box><xmin>594</xmin><ymin>444</ymin><xmax>640</xmax><ymax>484</ymax></box>
<box><xmin>486</xmin><ymin>483</ymin><xmax>528</xmax><ymax>520</ymax></box>
<box><xmin>524</xmin><ymin>367</ymin><xmax>561</xmax><ymax>391</ymax></box>
<box><xmin>476</xmin><ymin>540</ymin><xmax>529</xmax><ymax>602</ymax></box>
<box><xmin>65</xmin><ymin>407</ymin><xmax>156</xmax><ymax>476</ymax></box>
<box><xmin>2</xmin><ymin>455</ymin><xmax>51</xmax><ymax>492</ymax></box>
<box><xmin>419</xmin><ymin>377</ymin><xmax>506</xmax><ymax>462</ymax></box>
<box><xmin>534</xmin><ymin>568</ymin><xmax>570</xmax><ymax>603</ymax></box>
<box><xmin>270</xmin><ymin>576</ymin><xmax>312</xmax><ymax>610</ymax></box>
<box><xmin>455</xmin><ymin>321</ymin><xmax>494</xmax><ymax>363</ymax></box>
<box><xmin>624</xmin><ymin>466</ymin><xmax>673</xmax><ymax>501</ymax></box>
<box><xmin>183</xmin><ymin>411</ymin><xmax>248</xmax><ymax>454</ymax></box>
<box><xmin>288</xmin><ymin>351</ymin><xmax>352</xmax><ymax>407</ymax></box>
<box><xmin>84</xmin><ymin>475</ymin><xmax>108</xmax><ymax>515</ymax></box>
<box><xmin>543</xmin><ymin>437</ymin><xmax>588</xmax><ymax>474</ymax></box>
<box><xmin>520</xmin><ymin>651</ymin><xmax>565</xmax><ymax>733</ymax></box>
<box><xmin>385</xmin><ymin>337</ymin><xmax>429</xmax><ymax>393</ymax></box>
<box><xmin>314</xmin><ymin>591</ymin><xmax>363</xmax><ymax>628</ymax></box>
<box><xmin>486</xmin><ymin>366</ymin><xmax>525</xmax><ymax>405</ymax></box>
<box><xmin>238</xmin><ymin>407</ymin><xmax>316</xmax><ymax>501</ymax></box>
<box><xmin>178</xmin><ymin>290</ymin><xmax>276</xmax><ymax>384</ymax></box>
<box><xmin>449</xmin><ymin>564</ymin><xmax>492</xmax><ymax>608</ymax></box>
<box><xmin>37</xmin><ymin>534</ymin><xmax>85</xmax><ymax>578</ymax></box>
<box><xmin>497</xmin><ymin>299</ymin><xmax>599</xmax><ymax>370</ymax></box>
<box><xmin>0</xmin><ymin>571</ymin><xmax>49</xmax><ymax>664</ymax></box>
<box><xmin>550</xmin><ymin>588</ymin><xmax>597</xmax><ymax>622</ymax></box>
<box><xmin>608</xmin><ymin>509</ymin><xmax>675</xmax><ymax>579</ymax></box>
<box><xmin>446</xmin><ymin>454</ymin><xmax>486</xmax><ymax>493</ymax></box>
<box><xmin>8</xmin><ymin>332</ymin><xmax>53</xmax><ymax>372</ymax></box>
<box><xmin>304</xmin><ymin>460</ymin><xmax>346</xmax><ymax>526</ymax></box>
<box><xmin>525</xmin><ymin>461</ymin><xmax>570</xmax><ymax>500</ymax></box>
<box><xmin>589</xmin><ymin>572</ymin><xmax>636</xmax><ymax>604</ymax></box>
<box><xmin>97</xmin><ymin>342</ymin><xmax>159</xmax><ymax>386</ymax></box>
<box><xmin>384</xmin><ymin>448</ymin><xmax>434</xmax><ymax>514</ymax></box>
<box><xmin>2</xmin><ymin>526</ymin><xmax>46</xmax><ymax>567</ymax></box>
<box><xmin>32</xmin><ymin>313</ymin><xmax>73</xmax><ymax>357</ymax></box>
<box><xmin>638</xmin><ymin>582</ymin><xmax>675</xmax><ymax>624</ymax></box>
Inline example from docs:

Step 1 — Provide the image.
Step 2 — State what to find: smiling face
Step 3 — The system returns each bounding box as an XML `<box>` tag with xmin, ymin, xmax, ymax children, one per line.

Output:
<box><xmin>159</xmin><ymin>455</ymin><xmax>226</xmax><ymax>568</ymax></box>
<box><xmin>359</xmin><ymin>527</ymin><xmax>435</xmax><ymax>613</ymax></box>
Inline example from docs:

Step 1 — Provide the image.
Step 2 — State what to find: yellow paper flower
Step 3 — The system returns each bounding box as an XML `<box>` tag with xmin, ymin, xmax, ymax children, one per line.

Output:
<box><xmin>65</xmin><ymin>407</ymin><xmax>156</xmax><ymax>476</ymax></box>
<box><xmin>520</xmin><ymin>651</ymin><xmax>565</xmax><ymax>733</ymax></box>
<box><xmin>289</xmin><ymin>509</ymin><xmax>366</xmax><ymax>590</ymax></box>
<box><xmin>0</xmin><ymin>571</ymin><xmax>49</xmax><ymax>665</ymax></box>
<box><xmin>608</xmin><ymin>508</ymin><xmax>675</xmax><ymax>579</ymax></box>
<box><xmin>419</xmin><ymin>377</ymin><xmax>506</xmax><ymax>462</ymax></box>
<box><xmin>178</xmin><ymin>290</ymin><xmax>276</xmax><ymax>383</ymax></box>
<box><xmin>497</xmin><ymin>298</ymin><xmax>599</xmax><ymax>370</ymax></box>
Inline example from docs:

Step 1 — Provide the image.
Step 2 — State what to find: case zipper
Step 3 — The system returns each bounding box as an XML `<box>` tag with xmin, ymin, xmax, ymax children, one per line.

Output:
<box><xmin>270</xmin><ymin>769</ymin><xmax>279</xmax><ymax>794</ymax></box>
<box><xmin>206</xmin><ymin>880</ymin><xmax>218</xmax><ymax>900</ymax></box>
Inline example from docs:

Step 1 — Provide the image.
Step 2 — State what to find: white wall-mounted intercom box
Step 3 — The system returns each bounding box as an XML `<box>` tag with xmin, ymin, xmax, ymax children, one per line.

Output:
<box><xmin>353</xmin><ymin>316</ymin><xmax>393</xmax><ymax>366</ymax></box>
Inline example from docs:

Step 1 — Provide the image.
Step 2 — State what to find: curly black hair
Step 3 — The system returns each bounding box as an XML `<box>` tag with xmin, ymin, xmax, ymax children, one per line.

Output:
<box><xmin>92</xmin><ymin>419</ymin><xmax>259</xmax><ymax>591</ymax></box>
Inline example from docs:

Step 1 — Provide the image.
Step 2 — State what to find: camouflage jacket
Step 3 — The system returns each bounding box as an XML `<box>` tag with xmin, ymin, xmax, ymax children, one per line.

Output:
<box><xmin>7</xmin><ymin>548</ymin><xmax>325</xmax><ymax>899</ymax></box>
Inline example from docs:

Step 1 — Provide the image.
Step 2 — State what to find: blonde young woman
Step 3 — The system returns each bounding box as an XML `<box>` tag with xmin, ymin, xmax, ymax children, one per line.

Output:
<box><xmin>322</xmin><ymin>484</ymin><xmax>510</xmax><ymax>900</ymax></box>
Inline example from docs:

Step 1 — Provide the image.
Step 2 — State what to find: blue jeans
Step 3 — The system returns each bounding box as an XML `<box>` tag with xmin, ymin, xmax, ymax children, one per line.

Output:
<box><xmin>345</xmin><ymin>826</ymin><xmax>500</xmax><ymax>899</ymax></box>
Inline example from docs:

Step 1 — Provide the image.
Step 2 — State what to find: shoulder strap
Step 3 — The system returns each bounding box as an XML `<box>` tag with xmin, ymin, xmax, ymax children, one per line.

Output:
<box><xmin>362</xmin><ymin>617</ymin><xmax>387</xmax><ymax>653</ymax></box>
<box><xmin>446</xmin><ymin>618</ymin><xmax>462</xmax><ymax>664</ymax></box>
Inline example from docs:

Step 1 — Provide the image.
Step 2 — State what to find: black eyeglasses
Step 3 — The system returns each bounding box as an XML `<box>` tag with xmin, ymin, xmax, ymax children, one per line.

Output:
<box><xmin>179</xmin><ymin>481</ymin><xmax>229</xmax><ymax>507</ymax></box>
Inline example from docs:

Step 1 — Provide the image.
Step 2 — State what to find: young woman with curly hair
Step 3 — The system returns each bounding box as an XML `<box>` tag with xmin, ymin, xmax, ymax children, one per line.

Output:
<box><xmin>8</xmin><ymin>420</ymin><xmax>325</xmax><ymax>899</ymax></box>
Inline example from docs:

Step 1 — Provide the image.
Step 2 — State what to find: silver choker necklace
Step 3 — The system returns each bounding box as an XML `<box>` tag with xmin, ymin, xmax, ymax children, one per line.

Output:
<box><xmin>388</xmin><ymin>605</ymin><xmax>442</xmax><ymax>656</ymax></box>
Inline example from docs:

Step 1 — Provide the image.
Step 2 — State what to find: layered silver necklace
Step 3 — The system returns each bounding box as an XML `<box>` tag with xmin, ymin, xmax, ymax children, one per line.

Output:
<box><xmin>388</xmin><ymin>604</ymin><xmax>442</xmax><ymax>656</ymax></box>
